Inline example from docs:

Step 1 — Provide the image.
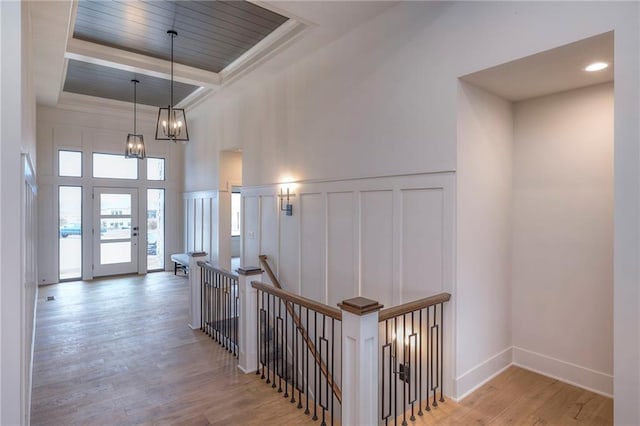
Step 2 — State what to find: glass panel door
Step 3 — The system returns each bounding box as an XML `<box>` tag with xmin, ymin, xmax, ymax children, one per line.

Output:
<box><xmin>93</xmin><ymin>187</ymin><xmax>138</xmax><ymax>276</ymax></box>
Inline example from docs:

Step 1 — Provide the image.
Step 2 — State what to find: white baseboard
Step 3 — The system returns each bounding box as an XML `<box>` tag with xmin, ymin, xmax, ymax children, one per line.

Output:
<box><xmin>237</xmin><ymin>365</ymin><xmax>257</xmax><ymax>374</ymax></box>
<box><xmin>512</xmin><ymin>346</ymin><xmax>613</xmax><ymax>398</ymax></box>
<box><xmin>454</xmin><ymin>347</ymin><xmax>513</xmax><ymax>401</ymax></box>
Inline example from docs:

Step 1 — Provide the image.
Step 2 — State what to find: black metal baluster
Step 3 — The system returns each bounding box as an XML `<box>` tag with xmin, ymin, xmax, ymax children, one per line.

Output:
<box><xmin>295</xmin><ymin>303</ymin><xmax>301</xmax><ymax>406</ymax></box>
<box><xmin>418</xmin><ymin>308</ymin><xmax>423</xmax><ymax>416</ymax></box>
<box><xmin>432</xmin><ymin>305</ymin><xmax>437</xmax><ymax>408</ymax></box>
<box><xmin>394</xmin><ymin>315</ymin><xmax>398</xmax><ymax>426</ymax></box>
<box><xmin>272</xmin><ymin>295</ymin><xmax>277</xmax><ymax>389</ymax></box>
<box><xmin>290</xmin><ymin>302</ymin><xmax>296</xmax><ymax>404</ymax></box>
<box><xmin>330</xmin><ymin>317</ymin><xmax>335</xmax><ymax>426</ymax></box>
<box><xmin>440</xmin><ymin>302</ymin><xmax>445</xmax><ymax>403</ymax></box>
<box><xmin>313</xmin><ymin>311</ymin><xmax>318</xmax><ymax>421</ymax></box>
<box><xmin>278</xmin><ymin>299</ymin><xmax>283</xmax><ymax>393</ymax></box>
<box><xmin>425</xmin><ymin>306</ymin><xmax>430</xmax><ymax>413</ymax></box>
<box><xmin>382</xmin><ymin>319</ymin><xmax>391</xmax><ymax>425</ymax></box>
<box><xmin>200</xmin><ymin>272</ymin><xmax>204</xmax><ymax>332</ymax></box>
<box><xmin>235</xmin><ymin>284</ymin><xmax>239</xmax><ymax>356</ymax></box>
<box><xmin>224</xmin><ymin>277</ymin><xmax>228</xmax><ymax>350</ymax></box>
<box><xmin>321</xmin><ymin>315</ymin><xmax>327</xmax><ymax>426</ymax></box>
<box><xmin>284</xmin><ymin>301</ymin><xmax>289</xmax><ymax>399</ymax></box>
<box><xmin>402</xmin><ymin>314</ymin><xmax>407</xmax><ymax>426</ymax></box>
<box><xmin>207</xmin><ymin>271</ymin><xmax>213</xmax><ymax>337</ymax></box>
<box><xmin>212</xmin><ymin>273</ymin><xmax>217</xmax><ymax>340</ymax></box>
<box><xmin>410</xmin><ymin>311</ymin><xmax>416</xmax><ymax>422</ymax></box>
<box><xmin>256</xmin><ymin>289</ymin><xmax>260</xmax><ymax>375</ymax></box>
<box><xmin>305</xmin><ymin>307</ymin><xmax>310</xmax><ymax>415</ymax></box>
<box><xmin>225</xmin><ymin>277</ymin><xmax>229</xmax><ymax>350</ymax></box>
<box><xmin>266</xmin><ymin>293</ymin><xmax>271</xmax><ymax>385</ymax></box>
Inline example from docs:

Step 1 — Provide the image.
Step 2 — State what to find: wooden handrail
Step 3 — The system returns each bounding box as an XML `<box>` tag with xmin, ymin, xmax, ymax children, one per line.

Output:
<box><xmin>257</xmin><ymin>255</ymin><xmax>342</xmax><ymax>403</ymax></box>
<box><xmin>197</xmin><ymin>261</ymin><xmax>239</xmax><ymax>281</ymax></box>
<box><xmin>378</xmin><ymin>292</ymin><xmax>451</xmax><ymax>322</ymax></box>
<box><xmin>259</xmin><ymin>254</ymin><xmax>279</xmax><ymax>288</ymax></box>
<box><xmin>252</xmin><ymin>281</ymin><xmax>342</xmax><ymax>321</ymax></box>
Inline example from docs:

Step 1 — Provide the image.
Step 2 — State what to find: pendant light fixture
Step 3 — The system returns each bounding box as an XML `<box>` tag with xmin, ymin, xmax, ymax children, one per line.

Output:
<box><xmin>125</xmin><ymin>78</ymin><xmax>146</xmax><ymax>159</ymax></box>
<box><xmin>155</xmin><ymin>30</ymin><xmax>189</xmax><ymax>143</ymax></box>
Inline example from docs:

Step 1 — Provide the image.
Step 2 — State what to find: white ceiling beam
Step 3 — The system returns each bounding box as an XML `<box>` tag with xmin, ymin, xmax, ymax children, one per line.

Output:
<box><xmin>65</xmin><ymin>38</ymin><xmax>221</xmax><ymax>89</ymax></box>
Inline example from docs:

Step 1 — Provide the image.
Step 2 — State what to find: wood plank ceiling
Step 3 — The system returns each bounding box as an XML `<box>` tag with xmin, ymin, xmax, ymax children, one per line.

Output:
<box><xmin>64</xmin><ymin>60</ymin><xmax>198</xmax><ymax>107</ymax></box>
<box><xmin>64</xmin><ymin>0</ymin><xmax>289</xmax><ymax>105</ymax></box>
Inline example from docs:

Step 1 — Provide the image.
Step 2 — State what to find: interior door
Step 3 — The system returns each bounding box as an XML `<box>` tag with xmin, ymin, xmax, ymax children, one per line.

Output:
<box><xmin>93</xmin><ymin>187</ymin><xmax>138</xmax><ymax>276</ymax></box>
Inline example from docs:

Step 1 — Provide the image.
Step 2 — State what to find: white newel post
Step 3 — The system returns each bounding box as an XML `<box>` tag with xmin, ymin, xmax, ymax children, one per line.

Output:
<box><xmin>187</xmin><ymin>252</ymin><xmax>208</xmax><ymax>330</ymax></box>
<box><xmin>237</xmin><ymin>266</ymin><xmax>263</xmax><ymax>373</ymax></box>
<box><xmin>339</xmin><ymin>297</ymin><xmax>384</xmax><ymax>426</ymax></box>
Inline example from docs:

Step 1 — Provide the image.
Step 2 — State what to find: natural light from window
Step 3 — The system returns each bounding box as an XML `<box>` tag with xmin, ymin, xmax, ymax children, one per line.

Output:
<box><xmin>93</xmin><ymin>153</ymin><xmax>138</xmax><ymax>179</ymax></box>
<box><xmin>59</xmin><ymin>150</ymin><xmax>82</xmax><ymax>177</ymax></box>
<box><xmin>147</xmin><ymin>158</ymin><xmax>165</xmax><ymax>181</ymax></box>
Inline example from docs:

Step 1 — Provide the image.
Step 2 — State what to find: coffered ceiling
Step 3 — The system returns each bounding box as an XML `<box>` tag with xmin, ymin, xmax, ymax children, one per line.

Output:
<box><xmin>33</xmin><ymin>0</ymin><xmax>306</xmax><ymax>110</ymax></box>
<box><xmin>31</xmin><ymin>1</ymin><xmax>399</xmax><ymax>111</ymax></box>
<box><xmin>73</xmin><ymin>1</ymin><xmax>288</xmax><ymax>73</ymax></box>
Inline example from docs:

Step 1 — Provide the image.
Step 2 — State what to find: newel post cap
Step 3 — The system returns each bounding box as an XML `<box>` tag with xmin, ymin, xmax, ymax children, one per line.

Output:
<box><xmin>237</xmin><ymin>266</ymin><xmax>263</xmax><ymax>276</ymax></box>
<box><xmin>338</xmin><ymin>297</ymin><xmax>383</xmax><ymax>316</ymax></box>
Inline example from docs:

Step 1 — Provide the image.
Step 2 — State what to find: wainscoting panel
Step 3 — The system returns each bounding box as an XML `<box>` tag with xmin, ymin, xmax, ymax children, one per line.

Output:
<box><xmin>183</xmin><ymin>191</ymin><xmax>218</xmax><ymax>258</ymax></box>
<box><xmin>241</xmin><ymin>172</ymin><xmax>455</xmax><ymax>307</ymax></box>
<box><xmin>260</xmin><ymin>195</ymin><xmax>278</xmax><ymax>272</ymax></box>
<box><xmin>360</xmin><ymin>190</ymin><xmax>394</xmax><ymax>306</ymax></box>
<box><xmin>202</xmin><ymin>197</ymin><xmax>212</xmax><ymax>257</ymax></box>
<box><xmin>300</xmin><ymin>193</ymin><xmax>325</xmax><ymax>302</ymax></box>
<box><xmin>401</xmin><ymin>188</ymin><xmax>445</xmax><ymax>301</ymax></box>
<box><xmin>327</xmin><ymin>192</ymin><xmax>357</xmax><ymax>306</ymax></box>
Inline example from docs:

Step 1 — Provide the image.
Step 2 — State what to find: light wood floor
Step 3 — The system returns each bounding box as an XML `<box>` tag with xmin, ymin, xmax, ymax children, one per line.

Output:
<box><xmin>31</xmin><ymin>273</ymin><xmax>612</xmax><ymax>425</ymax></box>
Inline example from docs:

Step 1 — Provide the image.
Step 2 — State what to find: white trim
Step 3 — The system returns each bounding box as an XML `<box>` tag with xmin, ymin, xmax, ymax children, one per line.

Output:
<box><xmin>65</xmin><ymin>38</ymin><xmax>221</xmax><ymax>88</ymax></box>
<box><xmin>219</xmin><ymin>19</ymin><xmax>309</xmax><ymax>85</ymax></box>
<box><xmin>237</xmin><ymin>365</ymin><xmax>257</xmax><ymax>375</ymax></box>
<box><xmin>512</xmin><ymin>346</ymin><xmax>613</xmax><ymax>398</ymax></box>
<box><xmin>26</xmin><ymin>285</ymin><xmax>38</xmax><ymax>426</ymax></box>
<box><xmin>454</xmin><ymin>347</ymin><xmax>513</xmax><ymax>401</ymax></box>
<box><xmin>183</xmin><ymin>190</ymin><xmax>218</xmax><ymax>200</ymax></box>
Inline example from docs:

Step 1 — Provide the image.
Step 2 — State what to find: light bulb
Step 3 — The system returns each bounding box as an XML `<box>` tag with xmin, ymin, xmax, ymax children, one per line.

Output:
<box><xmin>585</xmin><ymin>62</ymin><xmax>608</xmax><ymax>72</ymax></box>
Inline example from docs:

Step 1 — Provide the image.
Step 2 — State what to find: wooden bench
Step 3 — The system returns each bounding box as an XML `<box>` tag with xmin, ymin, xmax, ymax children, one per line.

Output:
<box><xmin>171</xmin><ymin>253</ymin><xmax>189</xmax><ymax>275</ymax></box>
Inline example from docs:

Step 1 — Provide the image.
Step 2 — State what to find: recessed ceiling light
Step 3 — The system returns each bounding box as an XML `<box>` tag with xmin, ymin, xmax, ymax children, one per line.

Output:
<box><xmin>585</xmin><ymin>62</ymin><xmax>609</xmax><ymax>72</ymax></box>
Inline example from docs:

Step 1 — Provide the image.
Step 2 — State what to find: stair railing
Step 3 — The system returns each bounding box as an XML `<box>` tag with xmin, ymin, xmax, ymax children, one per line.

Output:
<box><xmin>252</xmin><ymin>281</ymin><xmax>342</xmax><ymax>425</ymax></box>
<box><xmin>259</xmin><ymin>255</ymin><xmax>343</xmax><ymax>403</ymax></box>
<box><xmin>378</xmin><ymin>293</ymin><xmax>451</xmax><ymax>425</ymax></box>
<box><xmin>198</xmin><ymin>261</ymin><xmax>239</xmax><ymax>357</ymax></box>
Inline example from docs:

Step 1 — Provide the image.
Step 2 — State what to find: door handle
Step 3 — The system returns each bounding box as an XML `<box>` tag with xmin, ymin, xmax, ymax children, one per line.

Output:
<box><xmin>132</xmin><ymin>232</ymin><xmax>138</xmax><ymax>236</ymax></box>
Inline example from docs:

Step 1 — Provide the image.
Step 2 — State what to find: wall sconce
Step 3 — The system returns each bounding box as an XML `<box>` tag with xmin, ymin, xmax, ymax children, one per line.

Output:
<box><xmin>279</xmin><ymin>187</ymin><xmax>294</xmax><ymax>216</ymax></box>
<box><xmin>392</xmin><ymin>328</ymin><xmax>415</xmax><ymax>384</ymax></box>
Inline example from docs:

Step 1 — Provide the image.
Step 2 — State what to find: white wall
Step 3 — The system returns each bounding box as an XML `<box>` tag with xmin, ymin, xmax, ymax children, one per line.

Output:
<box><xmin>512</xmin><ymin>83</ymin><xmax>614</xmax><ymax>395</ymax></box>
<box><xmin>1</xmin><ymin>2</ymin><xmax>38</xmax><ymax>424</ymax></box>
<box><xmin>37</xmin><ymin>106</ymin><xmax>185</xmax><ymax>283</ymax></box>
<box><xmin>182</xmin><ymin>0</ymin><xmax>640</xmax><ymax>417</ymax></box>
<box><xmin>456</xmin><ymin>82</ymin><xmax>514</xmax><ymax>397</ymax></box>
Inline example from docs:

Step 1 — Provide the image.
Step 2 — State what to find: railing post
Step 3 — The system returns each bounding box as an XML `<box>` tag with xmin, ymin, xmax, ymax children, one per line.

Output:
<box><xmin>187</xmin><ymin>252</ymin><xmax>208</xmax><ymax>329</ymax></box>
<box><xmin>237</xmin><ymin>266</ymin><xmax>263</xmax><ymax>373</ymax></box>
<box><xmin>339</xmin><ymin>297</ymin><xmax>384</xmax><ymax>426</ymax></box>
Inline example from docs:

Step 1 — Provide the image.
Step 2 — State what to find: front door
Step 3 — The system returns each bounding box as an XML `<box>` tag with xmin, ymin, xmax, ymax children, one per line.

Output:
<box><xmin>93</xmin><ymin>187</ymin><xmax>139</xmax><ymax>276</ymax></box>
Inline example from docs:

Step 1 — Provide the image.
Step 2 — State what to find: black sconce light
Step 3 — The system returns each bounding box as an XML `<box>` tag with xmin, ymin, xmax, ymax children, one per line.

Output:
<box><xmin>279</xmin><ymin>187</ymin><xmax>294</xmax><ymax>216</ymax></box>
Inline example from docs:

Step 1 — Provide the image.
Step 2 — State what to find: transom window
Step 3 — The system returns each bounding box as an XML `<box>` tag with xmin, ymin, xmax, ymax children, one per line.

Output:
<box><xmin>93</xmin><ymin>153</ymin><xmax>138</xmax><ymax>179</ymax></box>
<box><xmin>58</xmin><ymin>150</ymin><xmax>82</xmax><ymax>177</ymax></box>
